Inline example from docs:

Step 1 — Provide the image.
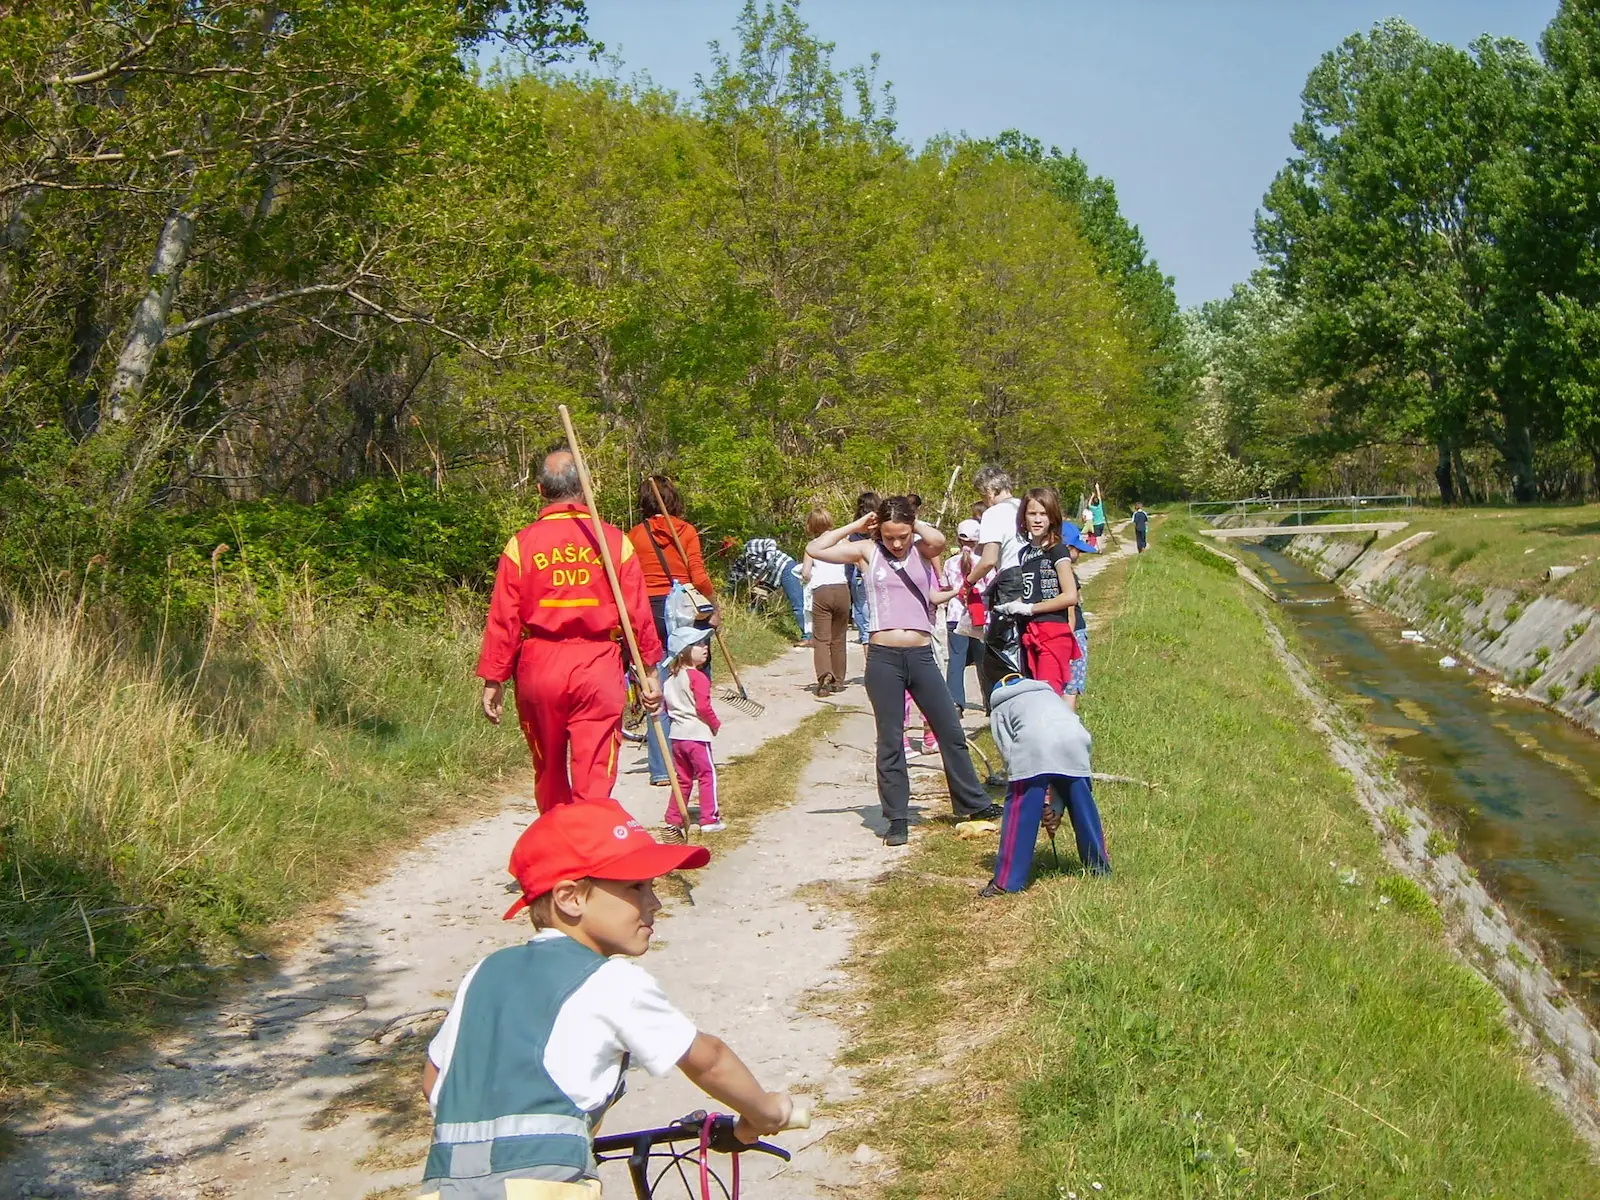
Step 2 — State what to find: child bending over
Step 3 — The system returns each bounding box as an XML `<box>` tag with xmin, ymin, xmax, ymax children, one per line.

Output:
<box><xmin>979</xmin><ymin>674</ymin><xmax>1111</xmax><ymax>897</ymax></box>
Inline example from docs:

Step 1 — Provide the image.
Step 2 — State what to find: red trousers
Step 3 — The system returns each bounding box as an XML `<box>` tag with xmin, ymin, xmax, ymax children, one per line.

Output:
<box><xmin>1022</xmin><ymin>620</ymin><xmax>1082</xmax><ymax>696</ymax></box>
<box><xmin>514</xmin><ymin>638</ymin><xmax>626</xmax><ymax>812</ymax></box>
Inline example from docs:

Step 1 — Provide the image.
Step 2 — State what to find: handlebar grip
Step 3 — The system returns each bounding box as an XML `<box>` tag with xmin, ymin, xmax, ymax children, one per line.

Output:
<box><xmin>784</xmin><ymin>1105</ymin><xmax>812</xmax><ymax>1131</ymax></box>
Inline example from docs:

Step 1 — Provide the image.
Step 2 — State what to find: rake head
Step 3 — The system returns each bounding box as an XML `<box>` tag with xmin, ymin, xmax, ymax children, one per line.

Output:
<box><xmin>719</xmin><ymin>688</ymin><xmax>765</xmax><ymax>718</ymax></box>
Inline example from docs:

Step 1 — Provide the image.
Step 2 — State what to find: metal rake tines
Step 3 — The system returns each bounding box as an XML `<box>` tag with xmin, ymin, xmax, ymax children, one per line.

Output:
<box><xmin>719</xmin><ymin>688</ymin><xmax>765</xmax><ymax>717</ymax></box>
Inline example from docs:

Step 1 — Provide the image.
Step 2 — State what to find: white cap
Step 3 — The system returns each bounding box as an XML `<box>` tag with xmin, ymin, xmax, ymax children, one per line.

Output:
<box><xmin>958</xmin><ymin>519</ymin><xmax>981</xmax><ymax>541</ymax></box>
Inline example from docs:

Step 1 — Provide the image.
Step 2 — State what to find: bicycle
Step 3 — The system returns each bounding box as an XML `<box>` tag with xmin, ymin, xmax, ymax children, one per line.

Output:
<box><xmin>594</xmin><ymin>1107</ymin><xmax>810</xmax><ymax>1200</ymax></box>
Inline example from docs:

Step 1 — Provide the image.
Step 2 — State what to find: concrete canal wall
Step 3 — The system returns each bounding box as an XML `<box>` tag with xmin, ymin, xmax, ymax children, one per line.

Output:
<box><xmin>1275</xmin><ymin>529</ymin><xmax>1600</xmax><ymax>737</ymax></box>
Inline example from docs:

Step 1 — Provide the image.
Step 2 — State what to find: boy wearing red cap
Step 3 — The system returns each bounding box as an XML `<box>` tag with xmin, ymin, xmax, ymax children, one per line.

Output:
<box><xmin>418</xmin><ymin>800</ymin><xmax>793</xmax><ymax>1198</ymax></box>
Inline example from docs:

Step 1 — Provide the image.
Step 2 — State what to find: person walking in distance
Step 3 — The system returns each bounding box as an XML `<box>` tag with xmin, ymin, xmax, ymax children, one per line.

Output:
<box><xmin>807</xmin><ymin>497</ymin><xmax>998</xmax><ymax>847</ymax></box>
<box><xmin>964</xmin><ymin>466</ymin><xmax>1025</xmax><ymax>708</ymax></box>
<box><xmin>627</xmin><ymin>474</ymin><xmax>718</xmax><ymax>788</ymax></box>
<box><xmin>662</xmin><ymin>626</ymin><xmax>724</xmax><ymax>839</ymax></box>
<box><xmin>803</xmin><ymin>508</ymin><xmax>851</xmax><ymax>696</ymax></box>
<box><xmin>1088</xmin><ymin>483</ymin><xmax>1107</xmax><ymax>544</ymax></box>
<box><xmin>1132</xmin><ymin>500</ymin><xmax>1150</xmax><ymax>552</ymax></box>
<box><xmin>478</xmin><ymin>448</ymin><xmax>664</xmax><ymax>812</ymax></box>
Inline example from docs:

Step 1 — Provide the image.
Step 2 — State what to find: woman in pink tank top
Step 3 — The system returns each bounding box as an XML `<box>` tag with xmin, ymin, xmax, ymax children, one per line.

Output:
<box><xmin>806</xmin><ymin>496</ymin><xmax>997</xmax><ymax>846</ymax></box>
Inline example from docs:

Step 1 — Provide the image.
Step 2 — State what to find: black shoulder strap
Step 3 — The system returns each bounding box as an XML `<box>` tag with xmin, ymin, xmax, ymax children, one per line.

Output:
<box><xmin>882</xmin><ymin>546</ymin><xmax>932</xmax><ymax>615</ymax></box>
<box><xmin>645</xmin><ymin>517</ymin><xmax>679</xmax><ymax>584</ymax></box>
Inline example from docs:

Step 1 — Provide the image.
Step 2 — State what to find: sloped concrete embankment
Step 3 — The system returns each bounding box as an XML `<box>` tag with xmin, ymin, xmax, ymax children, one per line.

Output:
<box><xmin>1277</xmin><ymin>529</ymin><xmax>1600</xmax><ymax>736</ymax></box>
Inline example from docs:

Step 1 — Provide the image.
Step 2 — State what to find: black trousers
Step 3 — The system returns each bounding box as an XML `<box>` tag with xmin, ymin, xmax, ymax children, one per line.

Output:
<box><xmin>863</xmin><ymin>643</ymin><xmax>990</xmax><ymax>822</ymax></box>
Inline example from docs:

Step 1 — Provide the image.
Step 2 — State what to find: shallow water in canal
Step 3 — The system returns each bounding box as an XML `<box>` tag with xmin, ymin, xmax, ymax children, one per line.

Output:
<box><xmin>1239</xmin><ymin>542</ymin><xmax>1600</xmax><ymax>1011</ymax></box>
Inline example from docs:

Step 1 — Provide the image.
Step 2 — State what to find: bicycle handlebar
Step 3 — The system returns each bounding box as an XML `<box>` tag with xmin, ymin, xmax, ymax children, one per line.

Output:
<box><xmin>593</xmin><ymin>1110</ymin><xmax>807</xmax><ymax>1164</ymax></box>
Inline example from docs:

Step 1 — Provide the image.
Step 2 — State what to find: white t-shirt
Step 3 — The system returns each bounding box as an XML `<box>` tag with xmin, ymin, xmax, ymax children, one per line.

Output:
<box><xmin>808</xmin><ymin>557</ymin><xmax>847</xmax><ymax>587</ymax></box>
<box><xmin>977</xmin><ymin>496</ymin><xmax>1023</xmax><ymax>574</ymax></box>
<box><xmin>428</xmin><ymin>930</ymin><xmax>697</xmax><ymax>1113</ymax></box>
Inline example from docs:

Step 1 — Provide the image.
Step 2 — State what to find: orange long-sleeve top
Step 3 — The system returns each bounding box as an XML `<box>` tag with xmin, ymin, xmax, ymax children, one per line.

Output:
<box><xmin>476</xmin><ymin>501</ymin><xmax>666</xmax><ymax>683</ymax></box>
<box><xmin>626</xmin><ymin>515</ymin><xmax>717</xmax><ymax>600</ymax></box>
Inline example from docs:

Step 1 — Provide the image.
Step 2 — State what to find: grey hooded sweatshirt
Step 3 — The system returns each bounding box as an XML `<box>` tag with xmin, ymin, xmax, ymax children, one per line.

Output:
<box><xmin>988</xmin><ymin>677</ymin><xmax>1092</xmax><ymax>781</ymax></box>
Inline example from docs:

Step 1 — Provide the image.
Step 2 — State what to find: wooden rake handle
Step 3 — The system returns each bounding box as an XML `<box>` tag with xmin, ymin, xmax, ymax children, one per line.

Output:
<box><xmin>557</xmin><ymin>407</ymin><xmax>690</xmax><ymax>821</ymax></box>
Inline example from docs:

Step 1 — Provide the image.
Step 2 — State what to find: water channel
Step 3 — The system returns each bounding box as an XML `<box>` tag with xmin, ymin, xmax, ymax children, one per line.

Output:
<box><xmin>1238</xmin><ymin>542</ymin><xmax>1600</xmax><ymax>1014</ymax></box>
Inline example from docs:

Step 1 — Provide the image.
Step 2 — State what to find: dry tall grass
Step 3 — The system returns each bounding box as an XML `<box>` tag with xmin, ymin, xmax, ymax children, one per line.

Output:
<box><xmin>0</xmin><ymin>585</ymin><xmax>519</xmax><ymax>1105</ymax></box>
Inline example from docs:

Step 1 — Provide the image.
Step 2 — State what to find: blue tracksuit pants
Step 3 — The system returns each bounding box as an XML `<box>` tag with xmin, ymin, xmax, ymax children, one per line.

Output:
<box><xmin>992</xmin><ymin>774</ymin><xmax>1111</xmax><ymax>891</ymax></box>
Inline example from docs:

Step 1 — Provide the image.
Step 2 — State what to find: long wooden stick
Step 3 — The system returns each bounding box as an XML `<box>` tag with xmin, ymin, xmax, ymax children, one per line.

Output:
<box><xmin>557</xmin><ymin>407</ymin><xmax>690</xmax><ymax>824</ymax></box>
<box><xmin>933</xmin><ymin>464</ymin><xmax>962</xmax><ymax>529</ymax></box>
<box><xmin>645</xmin><ymin>476</ymin><xmax>756</xmax><ymax>705</ymax></box>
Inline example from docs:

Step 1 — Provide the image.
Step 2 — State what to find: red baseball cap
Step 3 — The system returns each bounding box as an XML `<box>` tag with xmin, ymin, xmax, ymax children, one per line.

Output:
<box><xmin>503</xmin><ymin>799</ymin><xmax>710</xmax><ymax>919</ymax></box>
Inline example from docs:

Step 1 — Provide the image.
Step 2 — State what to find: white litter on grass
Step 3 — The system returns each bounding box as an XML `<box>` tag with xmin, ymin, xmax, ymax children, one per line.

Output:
<box><xmin>1439</xmin><ymin>655</ymin><xmax>1459</xmax><ymax>668</ymax></box>
<box><xmin>1401</xmin><ymin>630</ymin><xmax>1426</xmax><ymax>643</ymax></box>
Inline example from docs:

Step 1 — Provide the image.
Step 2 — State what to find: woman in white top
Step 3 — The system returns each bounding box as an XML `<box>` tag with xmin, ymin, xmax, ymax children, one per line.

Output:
<box><xmin>802</xmin><ymin>508</ymin><xmax>852</xmax><ymax>695</ymax></box>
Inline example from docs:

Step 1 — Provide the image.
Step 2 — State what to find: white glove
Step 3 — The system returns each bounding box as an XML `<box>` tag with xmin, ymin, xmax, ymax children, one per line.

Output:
<box><xmin>995</xmin><ymin>600</ymin><xmax>1034</xmax><ymax>617</ymax></box>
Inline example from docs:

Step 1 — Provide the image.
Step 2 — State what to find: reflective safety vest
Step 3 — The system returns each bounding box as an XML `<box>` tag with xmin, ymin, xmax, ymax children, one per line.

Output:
<box><xmin>424</xmin><ymin>937</ymin><xmax>617</xmax><ymax>1185</ymax></box>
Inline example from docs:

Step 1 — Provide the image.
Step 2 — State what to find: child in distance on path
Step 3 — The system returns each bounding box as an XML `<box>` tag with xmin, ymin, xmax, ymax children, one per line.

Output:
<box><xmin>662</xmin><ymin>626</ymin><xmax>723</xmax><ymax>836</ymax></box>
<box><xmin>419</xmin><ymin>800</ymin><xmax>793</xmax><ymax>1197</ymax></box>
<box><xmin>980</xmin><ymin>674</ymin><xmax>1110</xmax><ymax>896</ymax></box>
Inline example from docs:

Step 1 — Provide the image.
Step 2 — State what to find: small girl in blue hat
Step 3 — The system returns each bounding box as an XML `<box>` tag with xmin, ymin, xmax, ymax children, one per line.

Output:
<box><xmin>662</xmin><ymin>625</ymin><xmax>723</xmax><ymax>839</ymax></box>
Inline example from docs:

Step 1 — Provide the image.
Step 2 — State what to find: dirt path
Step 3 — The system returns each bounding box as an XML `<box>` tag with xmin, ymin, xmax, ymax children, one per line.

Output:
<box><xmin>5</xmin><ymin>538</ymin><xmax>1134</xmax><ymax>1200</ymax></box>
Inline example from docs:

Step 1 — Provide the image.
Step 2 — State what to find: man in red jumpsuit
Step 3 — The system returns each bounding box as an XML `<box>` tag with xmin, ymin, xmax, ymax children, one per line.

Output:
<box><xmin>477</xmin><ymin>449</ymin><xmax>665</xmax><ymax>811</ymax></box>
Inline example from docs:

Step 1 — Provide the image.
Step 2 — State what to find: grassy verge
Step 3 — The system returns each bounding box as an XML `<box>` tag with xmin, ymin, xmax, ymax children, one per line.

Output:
<box><xmin>840</xmin><ymin>547</ymin><xmax>1599</xmax><ymax>1197</ymax></box>
<box><xmin>321</xmin><ymin>708</ymin><xmax>842</xmax><ymax>1198</ymax></box>
<box><xmin>1299</xmin><ymin>502</ymin><xmax>1600</xmax><ymax>608</ymax></box>
<box><xmin>0</xmin><ymin>592</ymin><xmax>526</xmax><ymax>1111</ymax></box>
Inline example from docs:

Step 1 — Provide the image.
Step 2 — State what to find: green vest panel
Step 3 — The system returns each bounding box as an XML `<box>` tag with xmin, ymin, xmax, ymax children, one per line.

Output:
<box><xmin>425</xmin><ymin>936</ymin><xmax>609</xmax><ymax>1183</ymax></box>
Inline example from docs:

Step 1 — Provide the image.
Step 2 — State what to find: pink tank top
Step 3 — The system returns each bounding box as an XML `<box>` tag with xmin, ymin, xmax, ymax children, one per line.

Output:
<box><xmin>865</xmin><ymin>543</ymin><xmax>937</xmax><ymax>634</ymax></box>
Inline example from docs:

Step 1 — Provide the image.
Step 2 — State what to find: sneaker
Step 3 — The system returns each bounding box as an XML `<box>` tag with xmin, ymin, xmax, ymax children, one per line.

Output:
<box><xmin>903</xmin><ymin>739</ymin><xmax>920</xmax><ymax>758</ymax></box>
<box><xmin>922</xmin><ymin>734</ymin><xmax>939</xmax><ymax>754</ymax></box>
<box><xmin>961</xmin><ymin>803</ymin><xmax>1005</xmax><ymax>822</ymax></box>
<box><xmin>698</xmin><ymin>819</ymin><xmax>726</xmax><ymax>833</ymax></box>
<box><xmin>977</xmin><ymin>882</ymin><xmax>1006</xmax><ymax>899</ymax></box>
<box><xmin>661</xmin><ymin>824</ymin><xmax>687</xmax><ymax>844</ymax></box>
<box><xmin>883</xmin><ymin>819</ymin><xmax>909</xmax><ymax>847</ymax></box>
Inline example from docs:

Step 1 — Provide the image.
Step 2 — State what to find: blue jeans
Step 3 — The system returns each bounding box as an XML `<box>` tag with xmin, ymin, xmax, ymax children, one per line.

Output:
<box><xmin>846</xmin><ymin>562</ymin><xmax>869</xmax><ymax>643</ymax></box>
<box><xmin>945</xmin><ymin>625</ymin><xmax>982</xmax><ymax>711</ymax></box>
<box><xmin>777</xmin><ymin>562</ymin><xmax>807</xmax><ymax>636</ymax></box>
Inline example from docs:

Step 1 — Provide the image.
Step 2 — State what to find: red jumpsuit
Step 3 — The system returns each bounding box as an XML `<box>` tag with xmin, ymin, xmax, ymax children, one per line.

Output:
<box><xmin>477</xmin><ymin>502</ymin><xmax>665</xmax><ymax>811</ymax></box>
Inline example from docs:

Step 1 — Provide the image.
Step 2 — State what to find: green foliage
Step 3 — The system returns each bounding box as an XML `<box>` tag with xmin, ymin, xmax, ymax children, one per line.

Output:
<box><xmin>1424</xmin><ymin>829</ymin><xmax>1458</xmax><ymax>857</ymax></box>
<box><xmin>1548</xmin><ymin>683</ymin><xmax>1567</xmax><ymax>702</ymax></box>
<box><xmin>1587</xmin><ymin>664</ymin><xmax>1600</xmax><ymax>691</ymax></box>
<box><xmin>1565</xmin><ymin>620</ymin><xmax>1589</xmax><ymax>645</ymax></box>
<box><xmin>1535</xmin><ymin>644</ymin><xmax>1552</xmax><ymax>664</ymax></box>
<box><xmin>1504</xmin><ymin>600</ymin><xmax>1525</xmax><ymax>624</ymax></box>
<box><xmin>1376</xmin><ymin>872</ymin><xmax>1442</xmax><ymax>925</ymax></box>
<box><xmin>1</xmin><ymin>1</ymin><xmax>1174</xmax><ymax>587</ymax></box>
<box><xmin>1382</xmin><ymin>804</ymin><xmax>1413</xmax><ymax>836</ymax></box>
<box><xmin>1164</xmin><ymin>533</ymin><xmax>1239</xmax><ymax>575</ymax></box>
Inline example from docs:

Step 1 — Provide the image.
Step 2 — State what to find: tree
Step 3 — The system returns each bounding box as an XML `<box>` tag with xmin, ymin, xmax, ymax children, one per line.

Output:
<box><xmin>1256</xmin><ymin>20</ymin><xmax>1545</xmax><ymax>501</ymax></box>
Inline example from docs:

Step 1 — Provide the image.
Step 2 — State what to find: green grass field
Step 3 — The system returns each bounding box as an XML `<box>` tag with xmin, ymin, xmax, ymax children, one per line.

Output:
<box><xmin>843</xmin><ymin>547</ymin><xmax>1598</xmax><ymax>1197</ymax></box>
<box><xmin>1337</xmin><ymin>502</ymin><xmax>1600</xmax><ymax>608</ymax></box>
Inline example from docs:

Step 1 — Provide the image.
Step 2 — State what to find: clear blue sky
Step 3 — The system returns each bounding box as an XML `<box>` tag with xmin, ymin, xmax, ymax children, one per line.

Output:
<box><xmin>566</xmin><ymin>0</ymin><xmax>1558</xmax><ymax>308</ymax></box>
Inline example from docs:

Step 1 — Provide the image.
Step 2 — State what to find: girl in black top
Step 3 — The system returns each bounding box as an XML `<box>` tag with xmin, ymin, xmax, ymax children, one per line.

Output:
<box><xmin>991</xmin><ymin>487</ymin><xmax>1082</xmax><ymax>698</ymax></box>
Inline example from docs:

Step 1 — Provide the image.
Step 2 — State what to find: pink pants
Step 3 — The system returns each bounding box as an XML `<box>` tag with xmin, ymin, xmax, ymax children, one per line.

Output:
<box><xmin>667</xmin><ymin>739</ymin><xmax>718</xmax><ymax>826</ymax></box>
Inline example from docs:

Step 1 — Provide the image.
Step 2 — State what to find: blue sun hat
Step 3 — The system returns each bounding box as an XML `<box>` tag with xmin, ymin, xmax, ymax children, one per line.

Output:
<box><xmin>667</xmin><ymin>624</ymin><xmax>715</xmax><ymax>657</ymax></box>
<box><xmin>1060</xmin><ymin>521</ymin><xmax>1099</xmax><ymax>553</ymax></box>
